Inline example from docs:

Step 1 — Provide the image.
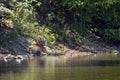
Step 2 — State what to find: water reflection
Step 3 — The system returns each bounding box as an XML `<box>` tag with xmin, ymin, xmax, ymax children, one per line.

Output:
<box><xmin>0</xmin><ymin>60</ymin><xmax>28</xmax><ymax>73</ymax></box>
<box><xmin>64</xmin><ymin>60</ymin><xmax>120</xmax><ymax>67</ymax></box>
<box><xmin>0</xmin><ymin>55</ymin><xmax>120</xmax><ymax>80</ymax></box>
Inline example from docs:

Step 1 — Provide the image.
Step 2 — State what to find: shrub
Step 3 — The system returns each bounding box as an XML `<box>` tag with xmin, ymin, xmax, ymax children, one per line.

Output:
<box><xmin>0</xmin><ymin>0</ymin><xmax>56</xmax><ymax>45</ymax></box>
<box><xmin>0</xmin><ymin>6</ymin><xmax>15</xmax><ymax>44</ymax></box>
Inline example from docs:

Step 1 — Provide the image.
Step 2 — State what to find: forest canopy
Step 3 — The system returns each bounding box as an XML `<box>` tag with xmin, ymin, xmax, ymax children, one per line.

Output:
<box><xmin>0</xmin><ymin>0</ymin><xmax>120</xmax><ymax>45</ymax></box>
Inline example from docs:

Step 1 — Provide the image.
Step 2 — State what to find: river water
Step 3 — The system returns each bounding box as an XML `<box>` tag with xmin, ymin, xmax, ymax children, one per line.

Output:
<box><xmin>0</xmin><ymin>54</ymin><xmax>120</xmax><ymax>80</ymax></box>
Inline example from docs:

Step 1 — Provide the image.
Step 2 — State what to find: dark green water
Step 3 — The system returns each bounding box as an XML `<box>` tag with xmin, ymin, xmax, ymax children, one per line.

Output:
<box><xmin>0</xmin><ymin>54</ymin><xmax>120</xmax><ymax>80</ymax></box>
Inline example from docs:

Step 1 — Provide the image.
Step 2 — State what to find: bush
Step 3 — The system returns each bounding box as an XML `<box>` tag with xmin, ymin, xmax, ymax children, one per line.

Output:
<box><xmin>102</xmin><ymin>29</ymin><xmax>120</xmax><ymax>43</ymax></box>
<box><xmin>35</xmin><ymin>0</ymin><xmax>120</xmax><ymax>44</ymax></box>
<box><xmin>0</xmin><ymin>6</ymin><xmax>15</xmax><ymax>44</ymax></box>
<box><xmin>0</xmin><ymin>0</ymin><xmax>56</xmax><ymax>45</ymax></box>
<box><xmin>1</xmin><ymin>0</ymin><xmax>120</xmax><ymax>45</ymax></box>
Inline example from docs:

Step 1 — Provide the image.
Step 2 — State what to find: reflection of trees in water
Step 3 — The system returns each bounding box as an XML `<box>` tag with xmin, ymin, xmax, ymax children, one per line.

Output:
<box><xmin>22</xmin><ymin>56</ymin><xmax>58</xmax><ymax>80</ymax></box>
<box><xmin>0</xmin><ymin>56</ymin><xmax>120</xmax><ymax>80</ymax></box>
<box><xmin>65</xmin><ymin>60</ymin><xmax>120</xmax><ymax>67</ymax></box>
<box><xmin>89</xmin><ymin>60</ymin><xmax>120</xmax><ymax>66</ymax></box>
<box><xmin>44</xmin><ymin>57</ymin><xmax>56</xmax><ymax>80</ymax></box>
<box><xmin>0</xmin><ymin>60</ymin><xmax>28</xmax><ymax>73</ymax></box>
<box><xmin>25</xmin><ymin>56</ymin><xmax>66</xmax><ymax>80</ymax></box>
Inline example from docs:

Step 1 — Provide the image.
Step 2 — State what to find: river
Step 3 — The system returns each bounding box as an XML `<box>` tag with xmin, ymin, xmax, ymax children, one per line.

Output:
<box><xmin>0</xmin><ymin>54</ymin><xmax>120</xmax><ymax>80</ymax></box>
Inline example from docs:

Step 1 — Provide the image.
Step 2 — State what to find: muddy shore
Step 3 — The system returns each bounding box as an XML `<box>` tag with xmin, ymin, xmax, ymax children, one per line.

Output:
<box><xmin>0</xmin><ymin>34</ymin><xmax>120</xmax><ymax>60</ymax></box>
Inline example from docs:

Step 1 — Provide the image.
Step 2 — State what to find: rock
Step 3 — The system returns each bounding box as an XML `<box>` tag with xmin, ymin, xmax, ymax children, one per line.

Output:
<box><xmin>1</xmin><ymin>54</ymin><xmax>28</xmax><ymax>63</ymax></box>
<box><xmin>111</xmin><ymin>50</ymin><xmax>119</xmax><ymax>55</ymax></box>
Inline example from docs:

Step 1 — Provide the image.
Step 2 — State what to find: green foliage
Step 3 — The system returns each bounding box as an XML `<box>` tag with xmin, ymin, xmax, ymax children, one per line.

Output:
<box><xmin>36</xmin><ymin>0</ymin><xmax>120</xmax><ymax>44</ymax></box>
<box><xmin>1</xmin><ymin>0</ymin><xmax>120</xmax><ymax>45</ymax></box>
<box><xmin>103</xmin><ymin>29</ymin><xmax>120</xmax><ymax>43</ymax></box>
<box><xmin>25</xmin><ymin>22</ymin><xmax>56</xmax><ymax>45</ymax></box>
<box><xmin>0</xmin><ymin>6</ymin><xmax>15</xmax><ymax>44</ymax></box>
<box><xmin>0</xmin><ymin>0</ymin><xmax>56</xmax><ymax>45</ymax></box>
<box><xmin>10</xmin><ymin>0</ymin><xmax>37</xmax><ymax>34</ymax></box>
<box><xmin>11</xmin><ymin>0</ymin><xmax>56</xmax><ymax>45</ymax></box>
<box><xmin>91</xmin><ymin>2</ymin><xmax>120</xmax><ymax>43</ymax></box>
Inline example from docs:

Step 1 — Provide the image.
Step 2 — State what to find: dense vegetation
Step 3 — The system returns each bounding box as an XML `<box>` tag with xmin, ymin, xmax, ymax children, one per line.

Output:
<box><xmin>0</xmin><ymin>0</ymin><xmax>120</xmax><ymax>46</ymax></box>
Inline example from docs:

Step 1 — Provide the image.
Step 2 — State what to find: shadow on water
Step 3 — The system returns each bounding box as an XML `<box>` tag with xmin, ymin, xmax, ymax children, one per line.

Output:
<box><xmin>64</xmin><ymin>60</ymin><xmax>120</xmax><ymax>67</ymax></box>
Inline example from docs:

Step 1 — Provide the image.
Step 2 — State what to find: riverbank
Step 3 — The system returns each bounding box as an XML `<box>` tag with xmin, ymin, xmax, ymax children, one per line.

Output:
<box><xmin>0</xmin><ymin>33</ymin><xmax>120</xmax><ymax>59</ymax></box>
<box><xmin>62</xmin><ymin>33</ymin><xmax>120</xmax><ymax>57</ymax></box>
